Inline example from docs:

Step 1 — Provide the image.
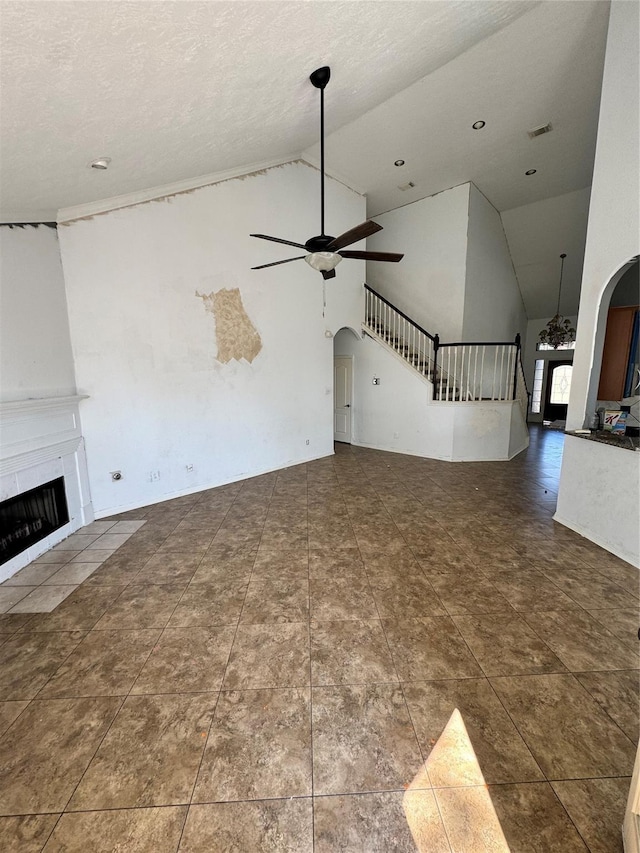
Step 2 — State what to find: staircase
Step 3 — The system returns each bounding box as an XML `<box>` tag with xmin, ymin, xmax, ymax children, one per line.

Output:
<box><xmin>363</xmin><ymin>284</ymin><xmax>529</xmax><ymax>416</ymax></box>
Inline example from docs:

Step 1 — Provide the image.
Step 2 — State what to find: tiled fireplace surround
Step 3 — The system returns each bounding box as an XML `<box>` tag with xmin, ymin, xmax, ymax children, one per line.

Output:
<box><xmin>0</xmin><ymin>396</ymin><xmax>93</xmax><ymax>585</ymax></box>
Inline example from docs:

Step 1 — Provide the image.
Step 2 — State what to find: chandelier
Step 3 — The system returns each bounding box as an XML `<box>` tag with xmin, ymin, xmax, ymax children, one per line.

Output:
<box><xmin>538</xmin><ymin>253</ymin><xmax>576</xmax><ymax>348</ymax></box>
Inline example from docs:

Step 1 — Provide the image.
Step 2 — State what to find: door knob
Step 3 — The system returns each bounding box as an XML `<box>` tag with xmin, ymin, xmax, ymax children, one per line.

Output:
<box><xmin>345</xmin><ymin>403</ymin><xmax>350</xmax><ymax>408</ymax></box>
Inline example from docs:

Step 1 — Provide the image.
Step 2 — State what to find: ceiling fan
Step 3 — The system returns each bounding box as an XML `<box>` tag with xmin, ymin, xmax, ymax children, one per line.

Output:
<box><xmin>251</xmin><ymin>66</ymin><xmax>403</xmax><ymax>280</ymax></box>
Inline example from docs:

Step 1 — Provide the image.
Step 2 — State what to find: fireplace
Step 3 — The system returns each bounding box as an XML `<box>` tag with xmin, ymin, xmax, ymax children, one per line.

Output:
<box><xmin>0</xmin><ymin>394</ymin><xmax>93</xmax><ymax>581</ymax></box>
<box><xmin>0</xmin><ymin>477</ymin><xmax>70</xmax><ymax>565</ymax></box>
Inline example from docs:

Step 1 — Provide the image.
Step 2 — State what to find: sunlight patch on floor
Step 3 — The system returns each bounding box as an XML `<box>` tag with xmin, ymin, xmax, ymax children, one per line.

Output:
<box><xmin>403</xmin><ymin>709</ymin><xmax>510</xmax><ymax>852</ymax></box>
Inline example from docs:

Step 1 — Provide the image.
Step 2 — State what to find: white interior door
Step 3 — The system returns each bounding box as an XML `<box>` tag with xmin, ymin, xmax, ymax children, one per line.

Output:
<box><xmin>334</xmin><ymin>356</ymin><xmax>353</xmax><ymax>443</ymax></box>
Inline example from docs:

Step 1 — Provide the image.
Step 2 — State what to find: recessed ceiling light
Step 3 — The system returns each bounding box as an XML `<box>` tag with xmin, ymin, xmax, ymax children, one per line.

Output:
<box><xmin>525</xmin><ymin>169</ymin><xmax>537</xmax><ymax>175</ymax></box>
<box><xmin>394</xmin><ymin>159</ymin><xmax>405</xmax><ymax>167</ymax></box>
<box><xmin>472</xmin><ymin>120</ymin><xmax>486</xmax><ymax>130</ymax></box>
<box><xmin>89</xmin><ymin>157</ymin><xmax>111</xmax><ymax>170</ymax></box>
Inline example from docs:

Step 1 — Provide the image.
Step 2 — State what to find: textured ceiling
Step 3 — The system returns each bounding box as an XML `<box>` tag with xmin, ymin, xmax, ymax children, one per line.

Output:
<box><xmin>1</xmin><ymin>0</ymin><xmax>539</xmax><ymax>220</ymax></box>
<box><xmin>0</xmin><ymin>0</ymin><xmax>610</xmax><ymax>318</ymax></box>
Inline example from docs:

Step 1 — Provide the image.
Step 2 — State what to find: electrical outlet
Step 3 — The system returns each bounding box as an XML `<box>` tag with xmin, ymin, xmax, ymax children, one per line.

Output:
<box><xmin>393</xmin><ymin>432</ymin><xmax>400</xmax><ymax>439</ymax></box>
<box><xmin>148</xmin><ymin>470</ymin><xmax>161</xmax><ymax>482</ymax></box>
<box><xmin>186</xmin><ymin>464</ymin><xmax>194</xmax><ymax>473</ymax></box>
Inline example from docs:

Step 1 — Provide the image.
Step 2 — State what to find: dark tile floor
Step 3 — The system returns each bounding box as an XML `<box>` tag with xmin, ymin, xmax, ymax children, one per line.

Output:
<box><xmin>0</xmin><ymin>427</ymin><xmax>638</xmax><ymax>851</ymax></box>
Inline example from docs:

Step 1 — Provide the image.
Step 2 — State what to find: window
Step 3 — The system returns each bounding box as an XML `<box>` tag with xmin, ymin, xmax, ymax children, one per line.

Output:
<box><xmin>536</xmin><ymin>341</ymin><xmax>576</xmax><ymax>351</ymax></box>
<box><xmin>531</xmin><ymin>359</ymin><xmax>544</xmax><ymax>414</ymax></box>
<box><xmin>549</xmin><ymin>364</ymin><xmax>573</xmax><ymax>405</ymax></box>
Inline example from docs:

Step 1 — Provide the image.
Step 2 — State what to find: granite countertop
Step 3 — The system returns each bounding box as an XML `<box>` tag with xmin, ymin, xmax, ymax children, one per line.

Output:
<box><xmin>565</xmin><ymin>429</ymin><xmax>639</xmax><ymax>452</ymax></box>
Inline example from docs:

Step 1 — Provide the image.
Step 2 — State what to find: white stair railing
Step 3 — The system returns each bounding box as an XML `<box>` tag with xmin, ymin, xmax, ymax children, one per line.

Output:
<box><xmin>364</xmin><ymin>285</ymin><xmax>436</xmax><ymax>379</ymax></box>
<box><xmin>435</xmin><ymin>342</ymin><xmax>516</xmax><ymax>402</ymax></box>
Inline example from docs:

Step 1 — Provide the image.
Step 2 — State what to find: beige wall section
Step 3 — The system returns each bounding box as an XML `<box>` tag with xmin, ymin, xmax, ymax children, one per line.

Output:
<box><xmin>195</xmin><ymin>288</ymin><xmax>262</xmax><ymax>364</ymax></box>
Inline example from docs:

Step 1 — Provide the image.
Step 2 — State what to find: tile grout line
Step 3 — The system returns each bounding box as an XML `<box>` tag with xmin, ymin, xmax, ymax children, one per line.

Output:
<box><xmin>176</xmin><ymin>476</ymin><xmax>272</xmax><ymax>849</ymax></box>
<box><xmin>28</xmin><ymin>514</ymin><xmax>203</xmax><ymax>830</ymax></box>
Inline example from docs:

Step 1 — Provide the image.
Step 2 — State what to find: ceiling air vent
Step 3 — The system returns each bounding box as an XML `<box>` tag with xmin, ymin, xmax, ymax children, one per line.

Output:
<box><xmin>528</xmin><ymin>123</ymin><xmax>552</xmax><ymax>139</ymax></box>
<box><xmin>398</xmin><ymin>181</ymin><xmax>416</xmax><ymax>191</ymax></box>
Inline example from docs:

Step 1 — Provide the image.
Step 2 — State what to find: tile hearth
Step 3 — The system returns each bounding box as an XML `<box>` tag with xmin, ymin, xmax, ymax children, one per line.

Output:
<box><xmin>0</xmin><ymin>520</ymin><xmax>146</xmax><ymax>614</ymax></box>
<box><xmin>0</xmin><ymin>427</ymin><xmax>637</xmax><ymax>851</ymax></box>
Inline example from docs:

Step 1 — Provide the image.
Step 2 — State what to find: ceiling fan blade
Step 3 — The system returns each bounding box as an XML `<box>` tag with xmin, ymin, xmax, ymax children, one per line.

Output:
<box><xmin>339</xmin><ymin>250</ymin><xmax>404</xmax><ymax>262</ymax></box>
<box><xmin>321</xmin><ymin>269</ymin><xmax>336</xmax><ymax>280</ymax></box>
<box><xmin>251</xmin><ymin>256</ymin><xmax>306</xmax><ymax>270</ymax></box>
<box><xmin>327</xmin><ymin>220</ymin><xmax>383</xmax><ymax>251</ymax></box>
<box><xmin>250</xmin><ymin>234</ymin><xmax>307</xmax><ymax>250</ymax></box>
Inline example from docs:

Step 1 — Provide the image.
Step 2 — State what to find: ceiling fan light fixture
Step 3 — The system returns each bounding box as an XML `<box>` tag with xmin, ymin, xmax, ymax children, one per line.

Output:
<box><xmin>304</xmin><ymin>252</ymin><xmax>343</xmax><ymax>272</ymax></box>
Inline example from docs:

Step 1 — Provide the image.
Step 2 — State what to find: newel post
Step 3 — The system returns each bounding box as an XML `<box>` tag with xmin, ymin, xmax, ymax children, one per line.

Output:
<box><xmin>512</xmin><ymin>333</ymin><xmax>521</xmax><ymax>400</ymax></box>
<box><xmin>433</xmin><ymin>334</ymin><xmax>440</xmax><ymax>398</ymax></box>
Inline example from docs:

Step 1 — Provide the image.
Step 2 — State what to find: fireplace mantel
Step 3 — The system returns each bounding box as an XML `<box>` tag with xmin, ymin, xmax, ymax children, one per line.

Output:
<box><xmin>0</xmin><ymin>394</ymin><xmax>89</xmax><ymax>414</ymax></box>
<box><xmin>0</xmin><ymin>394</ymin><xmax>93</xmax><ymax>581</ymax></box>
<box><xmin>1</xmin><ymin>395</ymin><xmax>89</xmax><ymax>477</ymax></box>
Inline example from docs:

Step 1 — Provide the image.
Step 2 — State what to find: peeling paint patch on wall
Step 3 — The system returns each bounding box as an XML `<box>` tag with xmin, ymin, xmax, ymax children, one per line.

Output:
<box><xmin>196</xmin><ymin>287</ymin><xmax>262</xmax><ymax>364</ymax></box>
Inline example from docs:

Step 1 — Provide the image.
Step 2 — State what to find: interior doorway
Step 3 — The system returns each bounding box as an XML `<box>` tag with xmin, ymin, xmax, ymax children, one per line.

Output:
<box><xmin>333</xmin><ymin>356</ymin><xmax>353</xmax><ymax>443</ymax></box>
<box><xmin>543</xmin><ymin>360</ymin><xmax>573</xmax><ymax>422</ymax></box>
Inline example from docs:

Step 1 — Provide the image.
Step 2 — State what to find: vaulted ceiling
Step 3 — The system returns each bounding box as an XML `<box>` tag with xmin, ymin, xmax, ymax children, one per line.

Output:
<box><xmin>0</xmin><ymin>0</ymin><xmax>610</xmax><ymax>318</ymax></box>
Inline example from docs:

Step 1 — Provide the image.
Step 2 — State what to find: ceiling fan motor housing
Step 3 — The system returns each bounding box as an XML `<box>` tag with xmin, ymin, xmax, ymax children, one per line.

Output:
<box><xmin>305</xmin><ymin>234</ymin><xmax>336</xmax><ymax>252</ymax></box>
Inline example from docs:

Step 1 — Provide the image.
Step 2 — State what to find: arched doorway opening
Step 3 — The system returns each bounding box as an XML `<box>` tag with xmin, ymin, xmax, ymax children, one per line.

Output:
<box><xmin>592</xmin><ymin>258</ymin><xmax>639</xmax><ymax>433</ymax></box>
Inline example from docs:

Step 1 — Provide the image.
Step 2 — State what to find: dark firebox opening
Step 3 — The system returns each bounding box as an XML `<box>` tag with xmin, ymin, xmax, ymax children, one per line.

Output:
<box><xmin>0</xmin><ymin>477</ymin><xmax>69</xmax><ymax>565</ymax></box>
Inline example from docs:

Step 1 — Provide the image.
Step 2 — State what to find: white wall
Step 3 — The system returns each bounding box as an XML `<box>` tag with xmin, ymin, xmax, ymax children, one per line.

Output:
<box><xmin>565</xmin><ymin>1</ymin><xmax>639</xmax><ymax>431</ymax></box>
<box><xmin>501</xmin><ymin>187</ymin><xmax>591</xmax><ymax>320</ymax></box>
<box><xmin>0</xmin><ymin>225</ymin><xmax>76</xmax><ymax>402</ymax></box>
<box><xmin>334</xmin><ymin>329</ymin><xmax>455</xmax><ymax>460</ymax></box>
<box><xmin>556</xmin><ymin>0</ymin><xmax>640</xmax><ymax>567</ymax></box>
<box><xmin>365</xmin><ymin>183</ymin><xmax>469</xmax><ymax>341</ymax></box>
<box><xmin>58</xmin><ymin>161</ymin><xmax>365</xmax><ymax>515</ymax></box>
<box><xmin>558</xmin><ymin>437</ymin><xmax>639</xmax><ymax>566</ymax></box>
<box><xmin>463</xmin><ymin>184</ymin><xmax>527</xmax><ymax>342</ymax></box>
<box><xmin>334</xmin><ymin>328</ymin><xmax>527</xmax><ymax>462</ymax></box>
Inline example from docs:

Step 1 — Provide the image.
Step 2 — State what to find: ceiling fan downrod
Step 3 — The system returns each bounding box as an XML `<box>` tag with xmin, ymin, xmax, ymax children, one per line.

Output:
<box><xmin>310</xmin><ymin>66</ymin><xmax>331</xmax><ymax>239</ymax></box>
<box><xmin>249</xmin><ymin>64</ymin><xmax>403</xmax><ymax>277</ymax></box>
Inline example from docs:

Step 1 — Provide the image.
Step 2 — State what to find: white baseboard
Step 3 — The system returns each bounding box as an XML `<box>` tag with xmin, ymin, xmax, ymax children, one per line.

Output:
<box><xmin>93</xmin><ymin>450</ymin><xmax>335</xmax><ymax>518</ymax></box>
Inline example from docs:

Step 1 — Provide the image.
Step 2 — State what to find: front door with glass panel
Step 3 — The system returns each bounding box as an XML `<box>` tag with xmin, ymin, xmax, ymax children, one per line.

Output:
<box><xmin>543</xmin><ymin>360</ymin><xmax>573</xmax><ymax>422</ymax></box>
